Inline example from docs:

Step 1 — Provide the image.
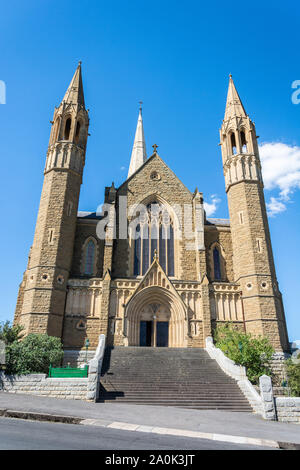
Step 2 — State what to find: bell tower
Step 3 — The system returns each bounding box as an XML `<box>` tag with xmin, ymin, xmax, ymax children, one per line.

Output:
<box><xmin>16</xmin><ymin>62</ymin><xmax>89</xmax><ymax>337</ymax></box>
<box><xmin>220</xmin><ymin>75</ymin><xmax>289</xmax><ymax>351</ymax></box>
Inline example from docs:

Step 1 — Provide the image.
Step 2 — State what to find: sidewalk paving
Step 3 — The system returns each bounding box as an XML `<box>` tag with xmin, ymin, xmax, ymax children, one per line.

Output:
<box><xmin>0</xmin><ymin>392</ymin><xmax>299</xmax><ymax>448</ymax></box>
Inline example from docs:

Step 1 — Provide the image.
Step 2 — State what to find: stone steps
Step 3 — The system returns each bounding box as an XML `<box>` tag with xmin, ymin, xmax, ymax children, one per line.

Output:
<box><xmin>99</xmin><ymin>346</ymin><xmax>253</xmax><ymax>411</ymax></box>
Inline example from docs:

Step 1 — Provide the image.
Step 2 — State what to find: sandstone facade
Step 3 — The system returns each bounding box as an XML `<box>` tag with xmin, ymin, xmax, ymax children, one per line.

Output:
<box><xmin>14</xmin><ymin>66</ymin><xmax>289</xmax><ymax>353</ymax></box>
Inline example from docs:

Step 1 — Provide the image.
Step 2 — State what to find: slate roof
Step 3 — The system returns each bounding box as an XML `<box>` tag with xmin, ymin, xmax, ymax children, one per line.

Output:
<box><xmin>77</xmin><ymin>211</ymin><xmax>102</xmax><ymax>220</ymax></box>
<box><xmin>206</xmin><ymin>218</ymin><xmax>230</xmax><ymax>226</ymax></box>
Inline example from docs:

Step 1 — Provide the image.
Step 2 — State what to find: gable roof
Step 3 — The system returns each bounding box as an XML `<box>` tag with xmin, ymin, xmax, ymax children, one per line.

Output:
<box><xmin>117</xmin><ymin>152</ymin><xmax>192</xmax><ymax>197</ymax></box>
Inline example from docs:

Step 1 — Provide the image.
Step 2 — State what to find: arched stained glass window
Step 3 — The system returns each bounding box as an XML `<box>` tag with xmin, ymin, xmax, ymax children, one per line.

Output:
<box><xmin>167</xmin><ymin>225</ymin><xmax>174</xmax><ymax>276</ymax></box>
<box><xmin>142</xmin><ymin>224</ymin><xmax>149</xmax><ymax>275</ymax></box>
<box><xmin>159</xmin><ymin>225</ymin><xmax>166</xmax><ymax>272</ymax></box>
<box><xmin>134</xmin><ymin>225</ymin><xmax>141</xmax><ymax>275</ymax></box>
<box><xmin>213</xmin><ymin>247</ymin><xmax>221</xmax><ymax>281</ymax></box>
<box><xmin>133</xmin><ymin>202</ymin><xmax>175</xmax><ymax>277</ymax></box>
<box><xmin>84</xmin><ymin>240</ymin><xmax>96</xmax><ymax>275</ymax></box>
<box><xmin>150</xmin><ymin>223</ymin><xmax>158</xmax><ymax>263</ymax></box>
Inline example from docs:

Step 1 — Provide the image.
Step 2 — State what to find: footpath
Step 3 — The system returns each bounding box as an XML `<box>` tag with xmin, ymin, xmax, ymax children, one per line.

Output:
<box><xmin>0</xmin><ymin>392</ymin><xmax>300</xmax><ymax>449</ymax></box>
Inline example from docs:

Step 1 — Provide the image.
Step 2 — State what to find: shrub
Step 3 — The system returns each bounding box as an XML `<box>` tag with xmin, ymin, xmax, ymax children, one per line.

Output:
<box><xmin>214</xmin><ymin>323</ymin><xmax>274</xmax><ymax>384</ymax></box>
<box><xmin>0</xmin><ymin>321</ymin><xmax>24</xmax><ymax>345</ymax></box>
<box><xmin>5</xmin><ymin>334</ymin><xmax>64</xmax><ymax>375</ymax></box>
<box><xmin>285</xmin><ymin>355</ymin><xmax>300</xmax><ymax>397</ymax></box>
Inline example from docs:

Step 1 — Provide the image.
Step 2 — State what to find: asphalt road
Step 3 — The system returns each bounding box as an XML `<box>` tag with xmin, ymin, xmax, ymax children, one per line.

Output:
<box><xmin>0</xmin><ymin>417</ymin><xmax>273</xmax><ymax>450</ymax></box>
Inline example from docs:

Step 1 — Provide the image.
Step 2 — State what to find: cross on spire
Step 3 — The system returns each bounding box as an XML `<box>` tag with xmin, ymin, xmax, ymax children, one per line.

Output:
<box><xmin>152</xmin><ymin>144</ymin><xmax>158</xmax><ymax>153</ymax></box>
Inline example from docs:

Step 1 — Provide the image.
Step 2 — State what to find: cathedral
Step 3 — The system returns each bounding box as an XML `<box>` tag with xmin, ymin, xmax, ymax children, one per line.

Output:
<box><xmin>14</xmin><ymin>63</ymin><xmax>289</xmax><ymax>353</ymax></box>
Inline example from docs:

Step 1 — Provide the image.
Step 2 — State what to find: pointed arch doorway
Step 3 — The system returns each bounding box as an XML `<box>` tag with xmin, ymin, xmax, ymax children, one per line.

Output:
<box><xmin>139</xmin><ymin>303</ymin><xmax>170</xmax><ymax>347</ymax></box>
<box><xmin>125</xmin><ymin>286</ymin><xmax>187</xmax><ymax>347</ymax></box>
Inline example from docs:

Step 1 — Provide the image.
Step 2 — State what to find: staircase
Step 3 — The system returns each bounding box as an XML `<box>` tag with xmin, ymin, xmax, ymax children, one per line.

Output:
<box><xmin>99</xmin><ymin>347</ymin><xmax>253</xmax><ymax>411</ymax></box>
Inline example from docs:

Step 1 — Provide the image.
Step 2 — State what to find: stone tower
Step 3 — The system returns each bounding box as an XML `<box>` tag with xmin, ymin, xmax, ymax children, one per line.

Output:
<box><xmin>15</xmin><ymin>62</ymin><xmax>89</xmax><ymax>337</ymax></box>
<box><xmin>220</xmin><ymin>75</ymin><xmax>289</xmax><ymax>351</ymax></box>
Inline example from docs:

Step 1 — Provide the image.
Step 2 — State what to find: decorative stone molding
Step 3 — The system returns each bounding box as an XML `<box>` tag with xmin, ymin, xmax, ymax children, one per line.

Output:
<box><xmin>209</xmin><ymin>284</ymin><xmax>243</xmax><ymax>322</ymax></box>
<box><xmin>86</xmin><ymin>334</ymin><xmax>106</xmax><ymax>401</ymax></box>
<box><xmin>223</xmin><ymin>154</ymin><xmax>263</xmax><ymax>192</ymax></box>
<box><xmin>45</xmin><ymin>141</ymin><xmax>85</xmax><ymax>176</ymax></box>
<box><xmin>205</xmin><ymin>336</ymin><xmax>263</xmax><ymax>415</ymax></box>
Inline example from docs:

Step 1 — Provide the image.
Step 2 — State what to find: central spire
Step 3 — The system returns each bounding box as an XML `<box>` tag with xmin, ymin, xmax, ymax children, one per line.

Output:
<box><xmin>127</xmin><ymin>104</ymin><xmax>147</xmax><ymax>179</ymax></box>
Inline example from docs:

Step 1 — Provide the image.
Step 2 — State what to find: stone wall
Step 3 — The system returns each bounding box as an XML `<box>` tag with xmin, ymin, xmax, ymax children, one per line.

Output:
<box><xmin>63</xmin><ymin>349</ymin><xmax>96</xmax><ymax>367</ymax></box>
<box><xmin>0</xmin><ymin>372</ymin><xmax>88</xmax><ymax>400</ymax></box>
<box><xmin>258</xmin><ymin>374</ymin><xmax>300</xmax><ymax>423</ymax></box>
<box><xmin>275</xmin><ymin>397</ymin><xmax>300</xmax><ymax>423</ymax></box>
<box><xmin>270</xmin><ymin>352</ymin><xmax>290</xmax><ymax>386</ymax></box>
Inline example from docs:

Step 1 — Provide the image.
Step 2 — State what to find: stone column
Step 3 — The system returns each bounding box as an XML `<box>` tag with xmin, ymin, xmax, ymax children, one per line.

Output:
<box><xmin>200</xmin><ymin>274</ymin><xmax>212</xmax><ymax>345</ymax></box>
<box><xmin>259</xmin><ymin>375</ymin><xmax>276</xmax><ymax>421</ymax></box>
<box><xmin>99</xmin><ymin>271</ymin><xmax>111</xmax><ymax>338</ymax></box>
<box><xmin>153</xmin><ymin>317</ymin><xmax>157</xmax><ymax>347</ymax></box>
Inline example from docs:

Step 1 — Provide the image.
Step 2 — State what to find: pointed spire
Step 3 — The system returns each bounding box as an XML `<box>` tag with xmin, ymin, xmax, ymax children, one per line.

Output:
<box><xmin>127</xmin><ymin>103</ymin><xmax>147</xmax><ymax>178</ymax></box>
<box><xmin>62</xmin><ymin>61</ymin><xmax>85</xmax><ymax>107</ymax></box>
<box><xmin>224</xmin><ymin>75</ymin><xmax>247</xmax><ymax>121</ymax></box>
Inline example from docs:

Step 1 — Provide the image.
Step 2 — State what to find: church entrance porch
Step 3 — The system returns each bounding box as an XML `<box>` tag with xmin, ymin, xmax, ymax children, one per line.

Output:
<box><xmin>140</xmin><ymin>320</ymin><xmax>169</xmax><ymax>347</ymax></box>
<box><xmin>125</xmin><ymin>286</ymin><xmax>187</xmax><ymax>347</ymax></box>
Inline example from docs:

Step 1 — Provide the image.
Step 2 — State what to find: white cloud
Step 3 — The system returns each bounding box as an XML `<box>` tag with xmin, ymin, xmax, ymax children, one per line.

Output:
<box><xmin>120</xmin><ymin>166</ymin><xmax>126</xmax><ymax>171</ymax></box>
<box><xmin>266</xmin><ymin>197</ymin><xmax>287</xmax><ymax>217</ymax></box>
<box><xmin>204</xmin><ymin>195</ymin><xmax>221</xmax><ymax>216</ymax></box>
<box><xmin>259</xmin><ymin>142</ymin><xmax>300</xmax><ymax>216</ymax></box>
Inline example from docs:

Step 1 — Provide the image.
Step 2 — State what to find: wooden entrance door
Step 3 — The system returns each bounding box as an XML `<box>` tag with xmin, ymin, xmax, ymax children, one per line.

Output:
<box><xmin>139</xmin><ymin>321</ymin><xmax>152</xmax><ymax>346</ymax></box>
<box><xmin>156</xmin><ymin>321</ymin><xmax>169</xmax><ymax>347</ymax></box>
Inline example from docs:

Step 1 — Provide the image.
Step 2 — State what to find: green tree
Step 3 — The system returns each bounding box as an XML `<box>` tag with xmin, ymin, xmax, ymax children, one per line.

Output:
<box><xmin>0</xmin><ymin>321</ymin><xmax>24</xmax><ymax>345</ymax></box>
<box><xmin>5</xmin><ymin>334</ymin><xmax>63</xmax><ymax>375</ymax></box>
<box><xmin>285</xmin><ymin>355</ymin><xmax>300</xmax><ymax>397</ymax></box>
<box><xmin>214</xmin><ymin>323</ymin><xmax>274</xmax><ymax>384</ymax></box>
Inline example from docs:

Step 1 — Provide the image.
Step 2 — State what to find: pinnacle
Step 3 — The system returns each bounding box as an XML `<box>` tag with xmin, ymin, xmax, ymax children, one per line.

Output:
<box><xmin>62</xmin><ymin>62</ymin><xmax>85</xmax><ymax>107</ymax></box>
<box><xmin>224</xmin><ymin>75</ymin><xmax>247</xmax><ymax>120</ymax></box>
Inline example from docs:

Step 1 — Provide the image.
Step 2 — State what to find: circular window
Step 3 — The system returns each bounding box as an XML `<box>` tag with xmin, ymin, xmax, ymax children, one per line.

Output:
<box><xmin>246</xmin><ymin>282</ymin><xmax>253</xmax><ymax>290</ymax></box>
<box><xmin>76</xmin><ymin>320</ymin><xmax>86</xmax><ymax>331</ymax></box>
<box><xmin>150</xmin><ymin>171</ymin><xmax>160</xmax><ymax>181</ymax></box>
<box><xmin>57</xmin><ymin>275</ymin><xmax>64</xmax><ymax>285</ymax></box>
<box><xmin>261</xmin><ymin>281</ymin><xmax>268</xmax><ymax>289</ymax></box>
<box><xmin>42</xmin><ymin>274</ymin><xmax>49</xmax><ymax>281</ymax></box>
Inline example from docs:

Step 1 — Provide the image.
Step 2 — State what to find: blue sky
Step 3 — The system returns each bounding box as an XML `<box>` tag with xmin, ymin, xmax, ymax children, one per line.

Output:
<box><xmin>0</xmin><ymin>1</ymin><xmax>299</xmax><ymax>340</ymax></box>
